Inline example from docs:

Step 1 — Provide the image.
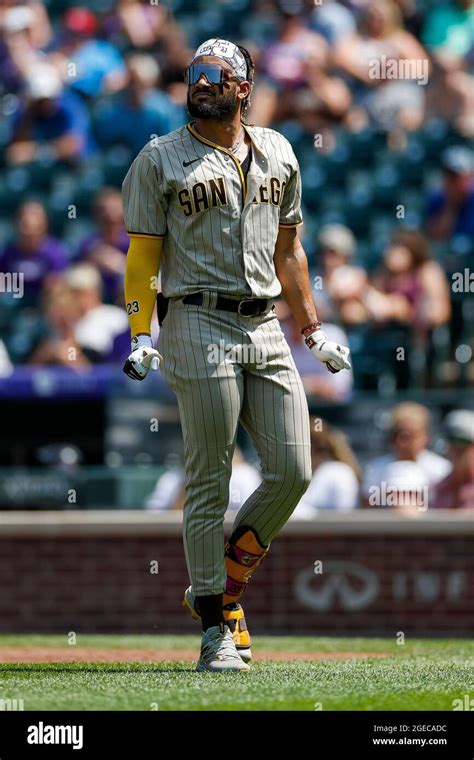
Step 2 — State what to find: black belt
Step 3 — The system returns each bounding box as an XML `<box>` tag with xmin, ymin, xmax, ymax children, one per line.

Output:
<box><xmin>182</xmin><ymin>292</ymin><xmax>272</xmax><ymax>317</ymax></box>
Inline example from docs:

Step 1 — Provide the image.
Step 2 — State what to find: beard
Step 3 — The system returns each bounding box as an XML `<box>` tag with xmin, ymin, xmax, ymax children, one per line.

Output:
<box><xmin>187</xmin><ymin>87</ymin><xmax>240</xmax><ymax>120</ymax></box>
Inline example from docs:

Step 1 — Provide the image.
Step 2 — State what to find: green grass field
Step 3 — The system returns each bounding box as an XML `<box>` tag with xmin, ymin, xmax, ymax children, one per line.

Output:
<box><xmin>0</xmin><ymin>635</ymin><xmax>472</xmax><ymax>711</ymax></box>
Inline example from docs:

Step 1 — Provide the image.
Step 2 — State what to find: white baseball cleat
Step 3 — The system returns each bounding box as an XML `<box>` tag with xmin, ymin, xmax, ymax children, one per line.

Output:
<box><xmin>196</xmin><ymin>624</ymin><xmax>251</xmax><ymax>673</ymax></box>
<box><xmin>183</xmin><ymin>585</ymin><xmax>252</xmax><ymax>663</ymax></box>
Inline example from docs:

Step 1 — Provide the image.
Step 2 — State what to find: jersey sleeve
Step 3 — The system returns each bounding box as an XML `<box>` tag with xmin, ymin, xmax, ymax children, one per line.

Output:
<box><xmin>279</xmin><ymin>148</ymin><xmax>304</xmax><ymax>228</ymax></box>
<box><xmin>122</xmin><ymin>152</ymin><xmax>168</xmax><ymax>239</ymax></box>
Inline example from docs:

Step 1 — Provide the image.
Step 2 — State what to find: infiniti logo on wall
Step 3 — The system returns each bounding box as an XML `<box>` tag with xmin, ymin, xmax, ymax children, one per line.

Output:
<box><xmin>295</xmin><ymin>561</ymin><xmax>379</xmax><ymax>611</ymax></box>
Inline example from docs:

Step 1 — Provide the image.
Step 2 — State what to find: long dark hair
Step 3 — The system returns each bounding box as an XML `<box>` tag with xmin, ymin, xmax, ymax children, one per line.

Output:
<box><xmin>237</xmin><ymin>44</ymin><xmax>255</xmax><ymax>122</ymax></box>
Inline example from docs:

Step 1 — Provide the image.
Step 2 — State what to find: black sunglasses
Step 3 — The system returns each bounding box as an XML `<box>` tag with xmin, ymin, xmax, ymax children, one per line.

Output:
<box><xmin>184</xmin><ymin>63</ymin><xmax>243</xmax><ymax>86</ymax></box>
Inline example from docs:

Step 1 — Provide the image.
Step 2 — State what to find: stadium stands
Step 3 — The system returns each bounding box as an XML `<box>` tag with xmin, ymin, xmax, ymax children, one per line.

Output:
<box><xmin>0</xmin><ymin>0</ymin><xmax>472</xmax><ymax>503</ymax></box>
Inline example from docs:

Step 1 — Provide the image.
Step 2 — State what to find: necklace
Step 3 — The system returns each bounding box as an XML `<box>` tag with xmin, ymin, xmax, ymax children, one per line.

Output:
<box><xmin>192</xmin><ymin>122</ymin><xmax>245</xmax><ymax>155</ymax></box>
<box><xmin>229</xmin><ymin>129</ymin><xmax>245</xmax><ymax>155</ymax></box>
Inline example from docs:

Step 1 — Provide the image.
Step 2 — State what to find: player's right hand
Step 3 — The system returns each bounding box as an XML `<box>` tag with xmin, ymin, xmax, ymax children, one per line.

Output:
<box><xmin>123</xmin><ymin>334</ymin><xmax>162</xmax><ymax>381</ymax></box>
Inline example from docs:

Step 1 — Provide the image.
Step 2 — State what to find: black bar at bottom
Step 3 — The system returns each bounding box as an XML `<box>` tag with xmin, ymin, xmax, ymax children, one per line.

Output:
<box><xmin>0</xmin><ymin>710</ymin><xmax>472</xmax><ymax>757</ymax></box>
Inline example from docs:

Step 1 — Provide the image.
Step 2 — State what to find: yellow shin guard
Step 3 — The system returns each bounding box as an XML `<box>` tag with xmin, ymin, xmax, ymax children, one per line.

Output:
<box><xmin>223</xmin><ymin>526</ymin><xmax>269</xmax><ymax>607</ymax></box>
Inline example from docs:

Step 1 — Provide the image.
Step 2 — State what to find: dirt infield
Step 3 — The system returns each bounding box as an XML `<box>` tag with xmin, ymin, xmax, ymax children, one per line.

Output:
<box><xmin>0</xmin><ymin>647</ymin><xmax>392</xmax><ymax>663</ymax></box>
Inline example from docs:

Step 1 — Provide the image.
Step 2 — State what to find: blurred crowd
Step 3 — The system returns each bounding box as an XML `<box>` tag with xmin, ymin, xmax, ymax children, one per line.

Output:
<box><xmin>146</xmin><ymin>403</ymin><xmax>474</xmax><ymax>512</ymax></box>
<box><xmin>0</xmin><ymin>0</ymin><xmax>472</xmax><ymax>395</ymax></box>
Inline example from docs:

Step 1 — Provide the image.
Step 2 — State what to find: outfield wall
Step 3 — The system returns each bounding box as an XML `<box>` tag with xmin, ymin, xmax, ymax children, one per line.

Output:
<box><xmin>0</xmin><ymin>511</ymin><xmax>472</xmax><ymax>636</ymax></box>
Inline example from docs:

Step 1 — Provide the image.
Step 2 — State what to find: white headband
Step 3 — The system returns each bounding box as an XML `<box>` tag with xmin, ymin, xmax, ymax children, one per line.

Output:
<box><xmin>192</xmin><ymin>38</ymin><xmax>248</xmax><ymax>80</ymax></box>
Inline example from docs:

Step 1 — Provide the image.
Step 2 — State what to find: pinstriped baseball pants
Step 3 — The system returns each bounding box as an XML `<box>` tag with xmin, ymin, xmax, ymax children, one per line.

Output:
<box><xmin>158</xmin><ymin>295</ymin><xmax>312</xmax><ymax>596</ymax></box>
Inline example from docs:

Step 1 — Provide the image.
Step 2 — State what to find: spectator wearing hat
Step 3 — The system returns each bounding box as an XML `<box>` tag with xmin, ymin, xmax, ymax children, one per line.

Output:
<box><xmin>432</xmin><ymin>409</ymin><xmax>474</xmax><ymax>509</ymax></box>
<box><xmin>6</xmin><ymin>62</ymin><xmax>95</xmax><ymax>164</ymax></box>
<box><xmin>425</xmin><ymin>146</ymin><xmax>474</xmax><ymax>240</ymax></box>
<box><xmin>362</xmin><ymin>403</ymin><xmax>452</xmax><ymax>504</ymax></box>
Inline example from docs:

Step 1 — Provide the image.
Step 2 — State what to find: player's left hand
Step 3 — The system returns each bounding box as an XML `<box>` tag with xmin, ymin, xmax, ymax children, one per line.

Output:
<box><xmin>123</xmin><ymin>334</ymin><xmax>162</xmax><ymax>381</ymax></box>
<box><xmin>305</xmin><ymin>327</ymin><xmax>351</xmax><ymax>374</ymax></box>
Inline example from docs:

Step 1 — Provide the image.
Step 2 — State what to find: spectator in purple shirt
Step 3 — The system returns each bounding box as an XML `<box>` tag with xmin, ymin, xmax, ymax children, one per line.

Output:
<box><xmin>0</xmin><ymin>200</ymin><xmax>68</xmax><ymax>307</ymax></box>
<box><xmin>76</xmin><ymin>188</ymin><xmax>129</xmax><ymax>304</ymax></box>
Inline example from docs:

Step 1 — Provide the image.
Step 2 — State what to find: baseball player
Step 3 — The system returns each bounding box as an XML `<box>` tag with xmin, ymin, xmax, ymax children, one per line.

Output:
<box><xmin>122</xmin><ymin>38</ymin><xmax>351</xmax><ymax>672</ymax></box>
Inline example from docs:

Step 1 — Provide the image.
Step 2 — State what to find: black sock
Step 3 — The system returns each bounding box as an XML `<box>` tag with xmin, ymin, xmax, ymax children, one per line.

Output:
<box><xmin>195</xmin><ymin>593</ymin><xmax>225</xmax><ymax>632</ymax></box>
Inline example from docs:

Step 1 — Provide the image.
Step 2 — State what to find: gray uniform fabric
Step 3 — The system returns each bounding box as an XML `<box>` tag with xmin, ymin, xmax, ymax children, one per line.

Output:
<box><xmin>158</xmin><ymin>297</ymin><xmax>311</xmax><ymax>594</ymax></box>
<box><xmin>122</xmin><ymin>122</ymin><xmax>304</xmax><ymax>298</ymax></box>
<box><xmin>122</xmin><ymin>122</ymin><xmax>312</xmax><ymax>596</ymax></box>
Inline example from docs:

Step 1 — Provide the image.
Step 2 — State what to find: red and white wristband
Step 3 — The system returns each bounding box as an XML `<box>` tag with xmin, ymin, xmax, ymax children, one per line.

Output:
<box><xmin>301</xmin><ymin>321</ymin><xmax>322</xmax><ymax>338</ymax></box>
<box><xmin>301</xmin><ymin>321</ymin><xmax>322</xmax><ymax>350</ymax></box>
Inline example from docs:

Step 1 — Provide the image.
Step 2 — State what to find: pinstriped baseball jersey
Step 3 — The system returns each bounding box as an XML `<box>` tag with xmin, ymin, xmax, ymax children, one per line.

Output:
<box><xmin>121</xmin><ymin>122</ymin><xmax>303</xmax><ymax>299</ymax></box>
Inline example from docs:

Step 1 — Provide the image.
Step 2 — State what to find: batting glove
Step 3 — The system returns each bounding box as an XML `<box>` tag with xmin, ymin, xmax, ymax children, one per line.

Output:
<box><xmin>304</xmin><ymin>325</ymin><xmax>351</xmax><ymax>374</ymax></box>
<box><xmin>123</xmin><ymin>334</ymin><xmax>162</xmax><ymax>381</ymax></box>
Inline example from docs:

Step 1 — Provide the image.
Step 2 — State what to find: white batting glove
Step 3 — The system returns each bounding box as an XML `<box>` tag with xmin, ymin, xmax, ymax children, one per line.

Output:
<box><xmin>304</xmin><ymin>325</ymin><xmax>351</xmax><ymax>374</ymax></box>
<box><xmin>123</xmin><ymin>334</ymin><xmax>162</xmax><ymax>381</ymax></box>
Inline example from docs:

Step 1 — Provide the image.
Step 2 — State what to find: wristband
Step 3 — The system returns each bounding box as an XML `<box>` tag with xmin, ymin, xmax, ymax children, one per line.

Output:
<box><xmin>301</xmin><ymin>321</ymin><xmax>322</xmax><ymax>338</ymax></box>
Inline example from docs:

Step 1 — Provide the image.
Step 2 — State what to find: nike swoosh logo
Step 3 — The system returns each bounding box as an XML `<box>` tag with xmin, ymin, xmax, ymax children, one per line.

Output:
<box><xmin>183</xmin><ymin>158</ymin><xmax>200</xmax><ymax>167</ymax></box>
